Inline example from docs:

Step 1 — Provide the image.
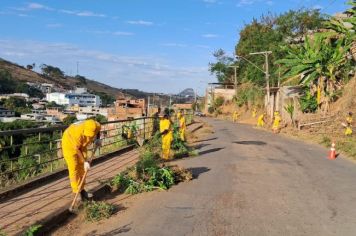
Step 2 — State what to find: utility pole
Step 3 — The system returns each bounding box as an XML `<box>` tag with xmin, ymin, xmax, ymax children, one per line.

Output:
<box><xmin>228</xmin><ymin>65</ymin><xmax>238</xmax><ymax>96</ymax></box>
<box><xmin>249</xmin><ymin>51</ymin><xmax>272</xmax><ymax>105</ymax></box>
<box><xmin>76</xmin><ymin>61</ymin><xmax>79</xmax><ymax>75</ymax></box>
<box><xmin>147</xmin><ymin>96</ymin><xmax>150</xmax><ymax>117</ymax></box>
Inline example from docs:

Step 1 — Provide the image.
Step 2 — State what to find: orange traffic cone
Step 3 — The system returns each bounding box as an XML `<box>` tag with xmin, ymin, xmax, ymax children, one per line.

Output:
<box><xmin>328</xmin><ymin>142</ymin><xmax>336</xmax><ymax>160</ymax></box>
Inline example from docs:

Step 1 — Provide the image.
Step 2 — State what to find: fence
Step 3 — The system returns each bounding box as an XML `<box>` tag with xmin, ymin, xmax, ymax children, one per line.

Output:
<box><xmin>0</xmin><ymin>112</ymin><xmax>193</xmax><ymax>188</ymax></box>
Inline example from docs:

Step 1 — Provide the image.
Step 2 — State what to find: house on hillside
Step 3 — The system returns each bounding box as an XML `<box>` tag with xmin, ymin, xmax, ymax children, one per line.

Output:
<box><xmin>108</xmin><ymin>98</ymin><xmax>146</xmax><ymax>121</ymax></box>
<box><xmin>0</xmin><ymin>107</ymin><xmax>15</xmax><ymax>117</ymax></box>
<box><xmin>46</xmin><ymin>88</ymin><xmax>101</xmax><ymax>107</ymax></box>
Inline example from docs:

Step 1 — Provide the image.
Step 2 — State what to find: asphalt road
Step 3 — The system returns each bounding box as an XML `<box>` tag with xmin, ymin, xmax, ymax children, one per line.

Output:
<box><xmin>71</xmin><ymin>118</ymin><xmax>356</xmax><ymax>236</ymax></box>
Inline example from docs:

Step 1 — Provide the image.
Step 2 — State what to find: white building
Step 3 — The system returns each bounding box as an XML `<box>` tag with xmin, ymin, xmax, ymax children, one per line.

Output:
<box><xmin>46</xmin><ymin>88</ymin><xmax>101</xmax><ymax>107</ymax></box>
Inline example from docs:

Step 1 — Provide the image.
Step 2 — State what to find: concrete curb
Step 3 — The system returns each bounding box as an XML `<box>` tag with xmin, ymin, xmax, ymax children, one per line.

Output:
<box><xmin>0</xmin><ymin>145</ymin><xmax>135</xmax><ymax>203</ymax></box>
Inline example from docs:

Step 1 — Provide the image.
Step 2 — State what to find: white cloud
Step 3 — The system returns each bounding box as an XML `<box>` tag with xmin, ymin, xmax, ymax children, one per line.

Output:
<box><xmin>76</xmin><ymin>11</ymin><xmax>106</xmax><ymax>17</ymax></box>
<box><xmin>27</xmin><ymin>3</ymin><xmax>49</xmax><ymax>10</ymax></box>
<box><xmin>126</xmin><ymin>20</ymin><xmax>154</xmax><ymax>26</ymax></box>
<box><xmin>237</xmin><ymin>0</ymin><xmax>275</xmax><ymax>7</ymax></box>
<box><xmin>113</xmin><ymin>31</ymin><xmax>134</xmax><ymax>36</ymax></box>
<box><xmin>0</xmin><ymin>39</ymin><xmax>212</xmax><ymax>93</ymax></box>
<box><xmin>202</xmin><ymin>34</ymin><xmax>219</xmax><ymax>38</ymax></box>
<box><xmin>203</xmin><ymin>0</ymin><xmax>218</xmax><ymax>3</ymax></box>
<box><xmin>60</xmin><ymin>9</ymin><xmax>106</xmax><ymax>17</ymax></box>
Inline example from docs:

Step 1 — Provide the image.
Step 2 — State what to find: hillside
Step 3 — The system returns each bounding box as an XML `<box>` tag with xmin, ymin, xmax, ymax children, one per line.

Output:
<box><xmin>0</xmin><ymin>58</ymin><xmax>127</xmax><ymax>99</ymax></box>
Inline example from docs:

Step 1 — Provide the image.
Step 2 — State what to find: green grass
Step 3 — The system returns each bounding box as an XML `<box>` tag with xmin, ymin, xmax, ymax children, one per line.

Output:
<box><xmin>23</xmin><ymin>224</ymin><xmax>42</xmax><ymax>236</ymax></box>
<box><xmin>84</xmin><ymin>201</ymin><xmax>116</xmax><ymax>222</ymax></box>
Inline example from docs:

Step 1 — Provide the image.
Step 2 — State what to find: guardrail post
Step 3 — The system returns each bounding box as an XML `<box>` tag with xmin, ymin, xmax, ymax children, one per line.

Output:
<box><xmin>143</xmin><ymin>118</ymin><xmax>146</xmax><ymax>140</ymax></box>
<box><xmin>49</xmin><ymin>141</ymin><xmax>53</xmax><ymax>172</ymax></box>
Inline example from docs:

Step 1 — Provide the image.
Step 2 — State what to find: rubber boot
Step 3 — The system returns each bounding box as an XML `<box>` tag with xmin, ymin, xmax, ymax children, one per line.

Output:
<box><xmin>80</xmin><ymin>190</ymin><xmax>93</xmax><ymax>200</ymax></box>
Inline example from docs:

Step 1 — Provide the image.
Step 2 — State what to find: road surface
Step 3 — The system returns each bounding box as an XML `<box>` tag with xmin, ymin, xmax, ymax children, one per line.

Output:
<box><xmin>56</xmin><ymin>118</ymin><xmax>356</xmax><ymax>236</ymax></box>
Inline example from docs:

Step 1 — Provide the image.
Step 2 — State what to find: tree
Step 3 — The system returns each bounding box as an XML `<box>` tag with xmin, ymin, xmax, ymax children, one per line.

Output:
<box><xmin>63</xmin><ymin>115</ymin><xmax>77</xmax><ymax>125</ymax></box>
<box><xmin>234</xmin><ymin>10</ymin><xmax>325</xmax><ymax>87</ymax></box>
<box><xmin>93</xmin><ymin>114</ymin><xmax>108</xmax><ymax>123</ymax></box>
<box><xmin>209</xmin><ymin>49</ymin><xmax>235</xmax><ymax>83</ymax></box>
<box><xmin>74</xmin><ymin>75</ymin><xmax>87</xmax><ymax>85</ymax></box>
<box><xmin>4</xmin><ymin>97</ymin><xmax>27</xmax><ymax>110</ymax></box>
<box><xmin>40</xmin><ymin>64</ymin><xmax>65</xmax><ymax>78</ymax></box>
<box><xmin>93</xmin><ymin>91</ymin><xmax>115</xmax><ymax>107</ymax></box>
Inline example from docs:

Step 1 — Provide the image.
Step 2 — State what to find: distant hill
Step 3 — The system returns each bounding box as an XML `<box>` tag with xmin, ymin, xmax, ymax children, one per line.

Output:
<box><xmin>0</xmin><ymin>58</ymin><xmax>129</xmax><ymax>99</ymax></box>
<box><xmin>178</xmin><ymin>88</ymin><xmax>195</xmax><ymax>98</ymax></box>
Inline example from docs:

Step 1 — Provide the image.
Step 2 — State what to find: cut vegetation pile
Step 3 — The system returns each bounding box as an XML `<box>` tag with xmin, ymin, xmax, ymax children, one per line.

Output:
<box><xmin>84</xmin><ymin>201</ymin><xmax>116</xmax><ymax>222</ymax></box>
<box><xmin>110</xmin><ymin>133</ymin><xmax>193</xmax><ymax>194</ymax></box>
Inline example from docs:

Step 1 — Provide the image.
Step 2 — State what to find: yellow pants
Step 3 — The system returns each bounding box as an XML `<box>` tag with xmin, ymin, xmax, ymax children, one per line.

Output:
<box><xmin>257</xmin><ymin>120</ymin><xmax>264</xmax><ymax>127</ymax></box>
<box><xmin>162</xmin><ymin>133</ymin><xmax>173</xmax><ymax>160</ymax></box>
<box><xmin>272</xmin><ymin>120</ymin><xmax>280</xmax><ymax>130</ymax></box>
<box><xmin>345</xmin><ymin>127</ymin><xmax>353</xmax><ymax>136</ymax></box>
<box><xmin>180</xmin><ymin>128</ymin><xmax>186</xmax><ymax>141</ymax></box>
<box><xmin>63</xmin><ymin>153</ymin><xmax>85</xmax><ymax>193</ymax></box>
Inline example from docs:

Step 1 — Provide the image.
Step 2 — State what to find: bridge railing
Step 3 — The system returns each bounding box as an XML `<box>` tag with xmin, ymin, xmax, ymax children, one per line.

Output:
<box><xmin>0</xmin><ymin>112</ymin><xmax>193</xmax><ymax>188</ymax></box>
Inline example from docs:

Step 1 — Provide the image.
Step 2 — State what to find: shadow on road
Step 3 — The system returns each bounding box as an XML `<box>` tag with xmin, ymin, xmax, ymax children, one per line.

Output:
<box><xmin>187</xmin><ymin>167</ymin><xmax>210</xmax><ymax>179</ymax></box>
<box><xmin>88</xmin><ymin>222</ymin><xmax>133</xmax><ymax>236</ymax></box>
<box><xmin>233</xmin><ymin>141</ymin><xmax>266</xmax><ymax>146</ymax></box>
<box><xmin>190</xmin><ymin>143</ymin><xmax>211</xmax><ymax>150</ymax></box>
<box><xmin>193</xmin><ymin>137</ymin><xmax>218</xmax><ymax>143</ymax></box>
<box><xmin>198</xmin><ymin>147</ymin><xmax>225</xmax><ymax>156</ymax></box>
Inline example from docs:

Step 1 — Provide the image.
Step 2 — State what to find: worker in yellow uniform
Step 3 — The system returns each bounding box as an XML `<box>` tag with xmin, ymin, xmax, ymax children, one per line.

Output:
<box><xmin>178</xmin><ymin>110</ymin><xmax>186</xmax><ymax>141</ymax></box>
<box><xmin>257</xmin><ymin>112</ymin><xmax>266</xmax><ymax>127</ymax></box>
<box><xmin>62</xmin><ymin>119</ymin><xmax>101</xmax><ymax>201</ymax></box>
<box><xmin>272</xmin><ymin>111</ymin><xmax>282</xmax><ymax>133</ymax></box>
<box><xmin>232</xmin><ymin>111</ymin><xmax>239</xmax><ymax>123</ymax></box>
<box><xmin>252</xmin><ymin>108</ymin><xmax>257</xmax><ymax>118</ymax></box>
<box><xmin>345</xmin><ymin>112</ymin><xmax>353</xmax><ymax>136</ymax></box>
<box><xmin>160</xmin><ymin>112</ymin><xmax>173</xmax><ymax>160</ymax></box>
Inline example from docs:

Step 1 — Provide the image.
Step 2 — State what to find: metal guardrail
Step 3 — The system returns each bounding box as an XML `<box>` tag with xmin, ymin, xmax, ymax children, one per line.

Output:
<box><xmin>0</xmin><ymin>112</ymin><xmax>193</xmax><ymax>188</ymax></box>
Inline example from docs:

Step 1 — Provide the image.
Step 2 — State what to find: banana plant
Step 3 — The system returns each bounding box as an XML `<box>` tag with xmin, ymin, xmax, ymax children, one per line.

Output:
<box><xmin>276</xmin><ymin>34</ymin><xmax>351</xmax><ymax>112</ymax></box>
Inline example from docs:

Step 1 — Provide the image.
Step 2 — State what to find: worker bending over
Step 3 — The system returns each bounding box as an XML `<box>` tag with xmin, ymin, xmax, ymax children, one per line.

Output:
<box><xmin>272</xmin><ymin>111</ymin><xmax>282</xmax><ymax>133</ymax></box>
<box><xmin>62</xmin><ymin>119</ymin><xmax>101</xmax><ymax>200</ymax></box>
<box><xmin>257</xmin><ymin>112</ymin><xmax>266</xmax><ymax>127</ymax></box>
<box><xmin>160</xmin><ymin>112</ymin><xmax>173</xmax><ymax>160</ymax></box>
<box><xmin>178</xmin><ymin>110</ymin><xmax>186</xmax><ymax>141</ymax></box>
<box><xmin>345</xmin><ymin>112</ymin><xmax>353</xmax><ymax>136</ymax></box>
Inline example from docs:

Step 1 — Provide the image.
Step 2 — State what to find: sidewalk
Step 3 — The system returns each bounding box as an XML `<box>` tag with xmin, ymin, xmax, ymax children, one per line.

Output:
<box><xmin>0</xmin><ymin>149</ymin><xmax>139</xmax><ymax>235</ymax></box>
<box><xmin>0</xmin><ymin>120</ymin><xmax>203</xmax><ymax>235</ymax></box>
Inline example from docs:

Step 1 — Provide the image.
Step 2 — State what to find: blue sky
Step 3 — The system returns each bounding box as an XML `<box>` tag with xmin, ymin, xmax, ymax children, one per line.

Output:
<box><xmin>0</xmin><ymin>0</ymin><xmax>348</xmax><ymax>95</ymax></box>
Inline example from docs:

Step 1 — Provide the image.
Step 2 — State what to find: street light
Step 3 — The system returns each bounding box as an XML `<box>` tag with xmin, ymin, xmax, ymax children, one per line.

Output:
<box><xmin>235</xmin><ymin>51</ymin><xmax>272</xmax><ymax>116</ymax></box>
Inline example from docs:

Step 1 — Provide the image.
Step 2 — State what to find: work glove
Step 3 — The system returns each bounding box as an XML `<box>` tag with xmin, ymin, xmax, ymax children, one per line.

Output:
<box><xmin>94</xmin><ymin>139</ymin><xmax>102</xmax><ymax>147</ymax></box>
<box><xmin>84</xmin><ymin>161</ymin><xmax>91</xmax><ymax>171</ymax></box>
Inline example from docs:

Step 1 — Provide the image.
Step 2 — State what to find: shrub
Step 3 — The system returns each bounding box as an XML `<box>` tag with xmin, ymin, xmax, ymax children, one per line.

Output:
<box><xmin>214</xmin><ymin>96</ymin><xmax>225</xmax><ymax>108</ymax></box>
<box><xmin>299</xmin><ymin>90</ymin><xmax>317</xmax><ymax>113</ymax></box>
